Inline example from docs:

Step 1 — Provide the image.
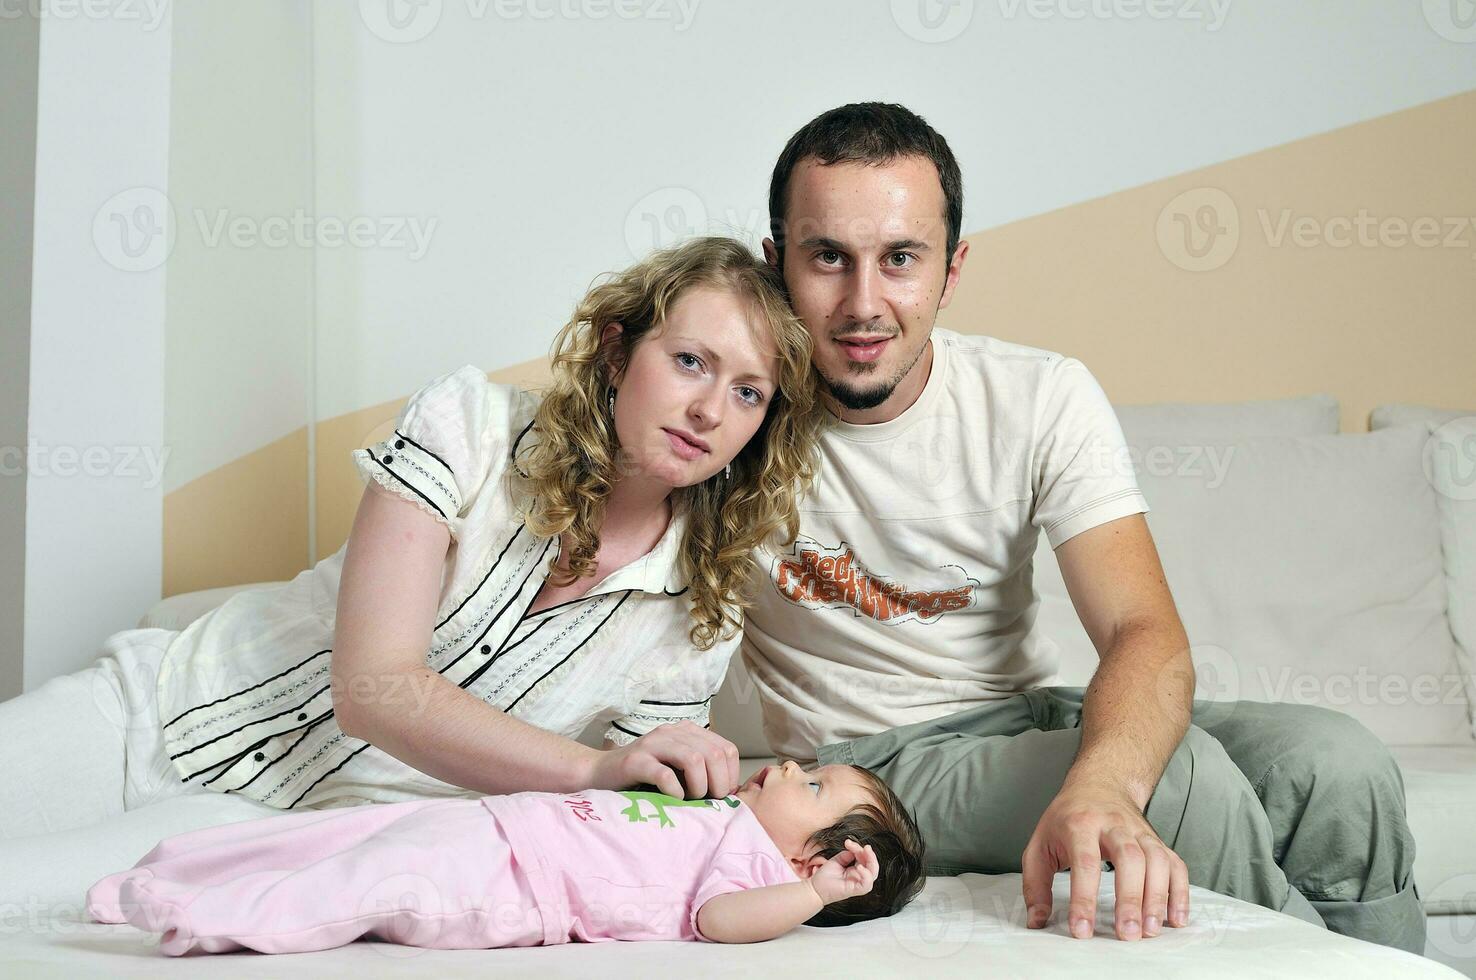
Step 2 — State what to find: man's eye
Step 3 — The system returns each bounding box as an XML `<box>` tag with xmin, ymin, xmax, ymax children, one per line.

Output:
<box><xmin>887</xmin><ymin>252</ymin><xmax>917</xmax><ymax>268</ymax></box>
<box><xmin>817</xmin><ymin>250</ymin><xmax>842</xmax><ymax>265</ymax></box>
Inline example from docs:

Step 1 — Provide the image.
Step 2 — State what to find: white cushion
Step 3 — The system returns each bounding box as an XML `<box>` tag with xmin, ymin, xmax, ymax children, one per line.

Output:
<box><xmin>1034</xmin><ymin>422</ymin><xmax>1472</xmax><ymax>747</ymax></box>
<box><xmin>1393</xmin><ymin>746</ymin><xmax>1476</xmax><ymax>914</ymax></box>
<box><xmin>1371</xmin><ymin>403</ymin><xmax>1474</xmax><ymax>431</ymax></box>
<box><xmin>1116</xmin><ymin>393</ymin><xmax>1341</xmax><ymax>441</ymax></box>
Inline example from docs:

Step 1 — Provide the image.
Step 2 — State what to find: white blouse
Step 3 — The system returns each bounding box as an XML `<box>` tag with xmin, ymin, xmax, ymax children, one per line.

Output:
<box><xmin>155</xmin><ymin>366</ymin><xmax>737</xmax><ymax>810</ymax></box>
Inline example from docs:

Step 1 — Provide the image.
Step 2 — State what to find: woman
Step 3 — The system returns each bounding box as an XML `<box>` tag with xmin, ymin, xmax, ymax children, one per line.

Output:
<box><xmin>0</xmin><ymin>237</ymin><xmax>823</xmax><ymax>848</ymax></box>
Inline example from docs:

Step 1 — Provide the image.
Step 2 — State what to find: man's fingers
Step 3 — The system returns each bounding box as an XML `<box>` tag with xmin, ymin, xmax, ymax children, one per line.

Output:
<box><xmin>1020</xmin><ymin>842</ymin><xmax>1057</xmax><ymax>930</ymax></box>
<box><xmin>1168</xmin><ymin>853</ymin><xmax>1191</xmax><ymax>927</ymax></box>
<box><xmin>1104</xmin><ymin>829</ymin><xmax>1146</xmax><ymax>941</ymax></box>
<box><xmin>1067</xmin><ymin>848</ymin><xmax>1103</xmax><ymax>940</ymax></box>
<box><xmin>1140</xmin><ymin>839</ymin><xmax>1172</xmax><ymax>937</ymax></box>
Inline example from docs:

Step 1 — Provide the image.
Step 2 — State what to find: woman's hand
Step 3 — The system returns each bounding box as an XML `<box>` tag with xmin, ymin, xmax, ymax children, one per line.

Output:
<box><xmin>808</xmin><ymin>839</ymin><xmax>879</xmax><ymax>906</ymax></box>
<box><xmin>586</xmin><ymin>721</ymin><xmax>741</xmax><ymax>799</ymax></box>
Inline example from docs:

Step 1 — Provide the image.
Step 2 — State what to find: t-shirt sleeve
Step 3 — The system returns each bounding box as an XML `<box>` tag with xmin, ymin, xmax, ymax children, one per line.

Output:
<box><xmin>1029</xmin><ymin>355</ymin><xmax>1150</xmax><ymax>549</ymax></box>
<box><xmin>602</xmin><ymin>625</ymin><xmax>738</xmax><ymax>748</ymax></box>
<box><xmin>690</xmin><ymin>841</ymin><xmax>799</xmax><ymax>943</ymax></box>
<box><xmin>350</xmin><ymin>364</ymin><xmax>511</xmax><ymax>541</ymax></box>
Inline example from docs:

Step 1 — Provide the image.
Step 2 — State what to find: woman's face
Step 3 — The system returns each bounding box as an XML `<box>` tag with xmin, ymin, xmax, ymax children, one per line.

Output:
<box><xmin>609</xmin><ymin>285</ymin><xmax>780</xmax><ymax>490</ymax></box>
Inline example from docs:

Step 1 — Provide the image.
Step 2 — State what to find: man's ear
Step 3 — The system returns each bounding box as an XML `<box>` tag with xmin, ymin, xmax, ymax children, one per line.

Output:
<box><xmin>937</xmin><ymin>239</ymin><xmax>970</xmax><ymax>311</ymax></box>
<box><xmin>761</xmin><ymin>237</ymin><xmax>780</xmax><ymax>270</ymax></box>
<box><xmin>598</xmin><ymin>321</ymin><xmax>627</xmax><ymax>386</ymax></box>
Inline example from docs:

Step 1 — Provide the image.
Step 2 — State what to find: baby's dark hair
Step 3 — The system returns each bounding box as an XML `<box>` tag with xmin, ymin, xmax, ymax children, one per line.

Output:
<box><xmin>803</xmin><ymin>765</ymin><xmax>926</xmax><ymax>927</ymax></box>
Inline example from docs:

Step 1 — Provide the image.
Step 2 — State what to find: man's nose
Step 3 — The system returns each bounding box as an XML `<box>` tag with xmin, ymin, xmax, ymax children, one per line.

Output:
<box><xmin>840</xmin><ymin>262</ymin><xmax>885</xmax><ymax>324</ymax></box>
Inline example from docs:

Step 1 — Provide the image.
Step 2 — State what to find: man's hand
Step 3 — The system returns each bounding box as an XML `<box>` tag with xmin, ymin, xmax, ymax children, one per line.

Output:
<box><xmin>586</xmin><ymin>720</ymin><xmax>740</xmax><ymax>799</ymax></box>
<box><xmin>1021</xmin><ymin>778</ymin><xmax>1190</xmax><ymax>941</ymax></box>
<box><xmin>808</xmin><ymin>839</ymin><xmax>878</xmax><ymax>905</ymax></box>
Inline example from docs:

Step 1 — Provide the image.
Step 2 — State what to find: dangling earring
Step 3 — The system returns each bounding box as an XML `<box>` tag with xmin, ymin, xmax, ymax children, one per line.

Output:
<box><xmin>724</xmin><ymin>462</ymin><xmax>732</xmax><ymax>480</ymax></box>
<box><xmin>606</xmin><ymin>386</ymin><xmax>615</xmax><ymax>414</ymax></box>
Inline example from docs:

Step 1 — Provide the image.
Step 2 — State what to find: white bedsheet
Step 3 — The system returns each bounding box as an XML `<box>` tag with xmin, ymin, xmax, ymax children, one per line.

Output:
<box><xmin>0</xmin><ymin>871</ymin><xmax>1455</xmax><ymax>977</ymax></box>
<box><xmin>0</xmin><ymin>788</ymin><xmax>1456</xmax><ymax>977</ymax></box>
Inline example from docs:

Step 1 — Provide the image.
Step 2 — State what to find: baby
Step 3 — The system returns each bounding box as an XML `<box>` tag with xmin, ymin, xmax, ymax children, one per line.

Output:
<box><xmin>85</xmin><ymin>761</ymin><xmax>926</xmax><ymax>954</ymax></box>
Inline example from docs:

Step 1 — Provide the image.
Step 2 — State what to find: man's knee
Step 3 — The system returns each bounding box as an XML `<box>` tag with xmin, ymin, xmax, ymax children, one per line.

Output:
<box><xmin>1261</xmin><ymin>705</ymin><xmax>1406</xmax><ymax>803</ymax></box>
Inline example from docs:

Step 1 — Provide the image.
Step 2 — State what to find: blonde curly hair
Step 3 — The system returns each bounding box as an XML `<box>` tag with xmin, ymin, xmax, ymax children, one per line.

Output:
<box><xmin>513</xmin><ymin>237</ymin><xmax>825</xmax><ymax>649</ymax></box>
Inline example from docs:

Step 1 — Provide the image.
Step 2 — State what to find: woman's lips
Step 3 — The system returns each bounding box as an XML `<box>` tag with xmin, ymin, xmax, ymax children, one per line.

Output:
<box><xmin>663</xmin><ymin>428</ymin><xmax>708</xmax><ymax>461</ymax></box>
<box><xmin>836</xmin><ymin>337</ymin><xmax>891</xmax><ymax>363</ymax></box>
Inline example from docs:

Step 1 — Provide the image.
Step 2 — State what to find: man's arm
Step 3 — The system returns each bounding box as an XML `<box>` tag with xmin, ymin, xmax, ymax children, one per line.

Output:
<box><xmin>1021</xmin><ymin>513</ymin><xmax>1196</xmax><ymax>943</ymax></box>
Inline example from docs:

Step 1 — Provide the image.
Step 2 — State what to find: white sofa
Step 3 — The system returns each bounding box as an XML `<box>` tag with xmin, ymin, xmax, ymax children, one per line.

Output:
<box><xmin>4</xmin><ymin>396</ymin><xmax>1470</xmax><ymax>978</ymax></box>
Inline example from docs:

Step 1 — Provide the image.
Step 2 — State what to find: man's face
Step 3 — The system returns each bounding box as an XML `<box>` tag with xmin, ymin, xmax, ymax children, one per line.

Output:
<box><xmin>764</xmin><ymin>155</ymin><xmax>967</xmax><ymax>420</ymax></box>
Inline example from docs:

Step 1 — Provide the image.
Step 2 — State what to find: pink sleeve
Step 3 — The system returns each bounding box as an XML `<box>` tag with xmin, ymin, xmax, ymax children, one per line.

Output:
<box><xmin>689</xmin><ymin>847</ymin><xmax>797</xmax><ymax>943</ymax></box>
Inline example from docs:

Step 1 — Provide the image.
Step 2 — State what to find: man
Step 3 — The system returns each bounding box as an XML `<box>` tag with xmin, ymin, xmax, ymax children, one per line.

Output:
<box><xmin>741</xmin><ymin>102</ymin><xmax>1424</xmax><ymax>953</ymax></box>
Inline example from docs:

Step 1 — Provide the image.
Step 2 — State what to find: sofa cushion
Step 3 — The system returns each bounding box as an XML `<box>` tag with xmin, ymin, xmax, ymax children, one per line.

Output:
<box><xmin>1392</xmin><ymin>745</ymin><xmax>1476</xmax><ymax>914</ymax></box>
<box><xmin>1371</xmin><ymin>403</ymin><xmax>1473</xmax><ymax>431</ymax></box>
<box><xmin>1033</xmin><ymin>422</ymin><xmax>1472</xmax><ymax>747</ymax></box>
<box><xmin>1116</xmin><ymin>393</ymin><xmax>1340</xmax><ymax>442</ymax></box>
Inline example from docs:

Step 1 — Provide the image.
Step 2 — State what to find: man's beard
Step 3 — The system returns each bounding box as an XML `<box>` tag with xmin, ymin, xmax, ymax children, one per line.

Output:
<box><xmin>822</xmin><ymin>335</ymin><xmax>930</xmax><ymax>412</ymax></box>
<box><xmin>824</xmin><ymin>375</ymin><xmax>900</xmax><ymax>411</ymax></box>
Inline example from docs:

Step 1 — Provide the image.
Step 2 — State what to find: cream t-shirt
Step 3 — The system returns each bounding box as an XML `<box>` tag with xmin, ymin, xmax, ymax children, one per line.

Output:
<box><xmin>741</xmin><ymin>329</ymin><xmax>1150</xmax><ymax>762</ymax></box>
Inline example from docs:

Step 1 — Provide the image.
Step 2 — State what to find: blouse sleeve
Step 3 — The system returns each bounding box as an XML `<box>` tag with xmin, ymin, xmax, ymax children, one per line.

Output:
<box><xmin>350</xmin><ymin>364</ymin><xmax>508</xmax><ymax>541</ymax></box>
<box><xmin>602</xmin><ymin>626</ymin><xmax>740</xmax><ymax>747</ymax></box>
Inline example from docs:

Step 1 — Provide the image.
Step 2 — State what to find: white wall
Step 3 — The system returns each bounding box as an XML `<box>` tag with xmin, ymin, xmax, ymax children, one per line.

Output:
<box><xmin>163</xmin><ymin>2</ymin><xmax>314</xmax><ymax>498</ymax></box>
<box><xmin>24</xmin><ymin>1</ymin><xmax>173</xmax><ymax>686</ymax></box>
<box><xmin>305</xmin><ymin>0</ymin><xmax>1476</xmax><ymax>419</ymax></box>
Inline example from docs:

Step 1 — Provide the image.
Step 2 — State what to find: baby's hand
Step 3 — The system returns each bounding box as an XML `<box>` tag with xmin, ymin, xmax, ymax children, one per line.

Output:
<box><xmin>809</xmin><ymin>839</ymin><xmax>878</xmax><ymax>905</ymax></box>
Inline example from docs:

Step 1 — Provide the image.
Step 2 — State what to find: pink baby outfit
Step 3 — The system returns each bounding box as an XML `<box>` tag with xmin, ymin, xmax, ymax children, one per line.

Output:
<box><xmin>86</xmin><ymin>790</ymin><xmax>798</xmax><ymax>955</ymax></box>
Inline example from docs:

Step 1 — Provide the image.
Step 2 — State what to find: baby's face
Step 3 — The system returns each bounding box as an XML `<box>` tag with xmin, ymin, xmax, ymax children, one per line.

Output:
<box><xmin>733</xmin><ymin>761</ymin><xmax>875</xmax><ymax>865</ymax></box>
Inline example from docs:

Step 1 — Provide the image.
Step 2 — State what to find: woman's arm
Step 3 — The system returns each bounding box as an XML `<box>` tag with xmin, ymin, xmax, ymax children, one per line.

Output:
<box><xmin>332</xmin><ymin>483</ymin><xmax>742</xmax><ymax>797</ymax></box>
<box><xmin>332</xmin><ymin>482</ymin><xmax>601</xmax><ymax>793</ymax></box>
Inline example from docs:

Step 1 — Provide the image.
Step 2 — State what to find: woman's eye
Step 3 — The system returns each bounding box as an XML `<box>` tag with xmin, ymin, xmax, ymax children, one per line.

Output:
<box><xmin>737</xmin><ymin>386</ymin><xmax>764</xmax><ymax>407</ymax></box>
<box><xmin>810</xmin><ymin>781</ymin><xmax>820</xmax><ymax>795</ymax></box>
<box><xmin>675</xmin><ymin>352</ymin><xmax>702</xmax><ymax>372</ymax></box>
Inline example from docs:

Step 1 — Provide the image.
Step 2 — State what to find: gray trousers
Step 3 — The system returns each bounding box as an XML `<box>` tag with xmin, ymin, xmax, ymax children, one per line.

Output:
<box><xmin>816</xmin><ymin>686</ymin><xmax>1426</xmax><ymax>954</ymax></box>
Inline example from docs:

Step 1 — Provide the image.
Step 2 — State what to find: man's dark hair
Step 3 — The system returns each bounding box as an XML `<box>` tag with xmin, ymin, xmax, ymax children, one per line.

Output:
<box><xmin>768</xmin><ymin>102</ymin><xmax>964</xmax><ymax>268</ymax></box>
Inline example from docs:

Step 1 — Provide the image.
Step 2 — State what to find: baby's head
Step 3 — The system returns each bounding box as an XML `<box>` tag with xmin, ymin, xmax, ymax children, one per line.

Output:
<box><xmin>734</xmin><ymin>760</ymin><xmax>925</xmax><ymax>926</ymax></box>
